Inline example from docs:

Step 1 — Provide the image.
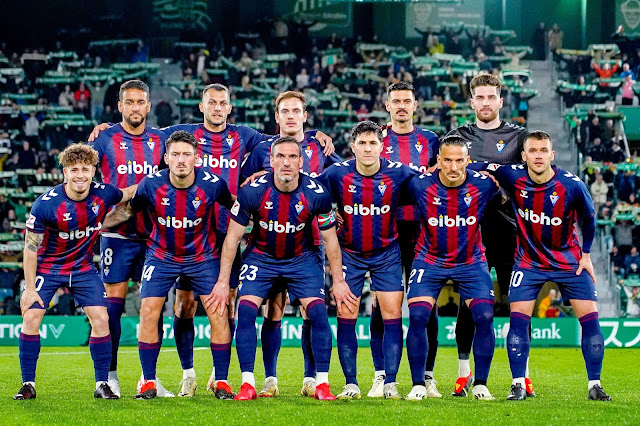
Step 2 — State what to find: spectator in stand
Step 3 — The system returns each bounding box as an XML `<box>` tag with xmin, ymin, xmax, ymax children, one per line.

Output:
<box><xmin>16</xmin><ymin>141</ymin><xmax>36</xmax><ymax>170</ymax></box>
<box><xmin>611</xmin><ymin>245</ymin><xmax>626</xmax><ymax>276</ymax></box>
<box><xmin>73</xmin><ymin>82</ymin><xmax>91</xmax><ymax>118</ymax></box>
<box><xmin>124</xmin><ymin>283</ymin><xmax>141</xmax><ymax>316</ymax></box>
<box><xmin>591</xmin><ymin>172</ymin><xmax>609</xmax><ymax>213</ymax></box>
<box><xmin>593</xmin><ymin>60</ymin><xmax>621</xmax><ymax>80</ymax></box>
<box><xmin>1</xmin><ymin>296</ymin><xmax>20</xmax><ymax>315</ymax></box>
<box><xmin>296</xmin><ymin>68</ymin><xmax>309</xmax><ymax>89</ymax></box>
<box><xmin>613</xmin><ymin>220</ymin><xmax>635</xmax><ymax>255</ymax></box>
<box><xmin>58</xmin><ymin>84</ymin><xmax>74</xmax><ymax>108</ymax></box>
<box><xmin>23</xmin><ymin>113</ymin><xmax>41</xmax><ymax>149</ymax></box>
<box><xmin>438</xmin><ymin>297</ymin><xmax>458</xmax><ymax>317</ymax></box>
<box><xmin>620</xmin><ymin>62</ymin><xmax>636</xmax><ymax>80</ymax></box>
<box><xmin>610</xmin><ymin>142</ymin><xmax>627</xmax><ymax>164</ymax></box>
<box><xmin>588</xmin><ymin>138</ymin><xmax>607</xmax><ymax>162</ymax></box>
<box><xmin>616</xmin><ymin>170</ymin><xmax>636</xmax><ymax>202</ymax></box>
<box><xmin>620</xmin><ymin>74</ymin><xmax>636</xmax><ymax>105</ymax></box>
<box><xmin>548</xmin><ymin>24</ymin><xmax>563</xmax><ymax>58</ymax></box>
<box><xmin>533</xmin><ymin>22</ymin><xmax>547</xmax><ymax>60</ymax></box>
<box><xmin>603</xmin><ymin>119</ymin><xmax>617</xmax><ymax>144</ymax></box>
<box><xmin>429</xmin><ymin>36</ymin><xmax>444</xmax><ymax>55</ymax></box>
<box><xmin>625</xmin><ymin>247</ymin><xmax>640</xmax><ymax>278</ymax></box>
<box><xmin>89</xmin><ymin>81</ymin><xmax>106</xmax><ymax>121</ymax></box>
<box><xmin>588</xmin><ymin>116</ymin><xmax>604</xmax><ymax>142</ymax></box>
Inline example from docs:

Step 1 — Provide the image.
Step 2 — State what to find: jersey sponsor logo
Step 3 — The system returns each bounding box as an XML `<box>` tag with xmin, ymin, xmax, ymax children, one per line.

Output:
<box><xmin>26</xmin><ymin>214</ymin><xmax>36</xmax><ymax>229</ymax></box>
<box><xmin>378</xmin><ymin>181</ymin><xmax>387</xmax><ymax>195</ymax></box>
<box><xmin>343</xmin><ymin>203</ymin><xmax>391</xmax><ymax>216</ymax></box>
<box><xmin>428</xmin><ymin>214</ymin><xmax>477</xmax><ymax>227</ymax></box>
<box><xmin>192</xmin><ymin>197</ymin><xmax>201</xmax><ymax>209</ymax></box>
<box><xmin>63</xmin><ymin>213</ymin><xmax>72</xmax><ymax>221</ymax></box>
<box><xmin>258</xmin><ymin>220</ymin><xmax>305</xmax><ymax>233</ymax></box>
<box><xmin>408</xmin><ymin>163</ymin><xmax>428</xmax><ymax>173</ymax></box>
<box><xmin>295</xmin><ymin>201</ymin><xmax>304</xmax><ymax>214</ymax></box>
<box><xmin>517</xmin><ymin>208</ymin><xmax>562</xmax><ymax>226</ymax></box>
<box><xmin>117</xmin><ymin>160</ymin><xmax>158</xmax><ymax>175</ymax></box>
<box><xmin>463</xmin><ymin>193</ymin><xmax>472</xmax><ymax>207</ymax></box>
<box><xmin>496</xmin><ymin>140</ymin><xmax>505</xmax><ymax>153</ymax></box>
<box><xmin>230</xmin><ymin>200</ymin><xmax>240</xmax><ymax>215</ymax></box>
<box><xmin>157</xmin><ymin>216</ymin><xmax>203</xmax><ymax>228</ymax></box>
<box><xmin>59</xmin><ymin>222</ymin><xmax>103</xmax><ymax>240</ymax></box>
<box><xmin>197</xmin><ymin>155</ymin><xmax>238</xmax><ymax>169</ymax></box>
<box><xmin>161</xmin><ymin>198</ymin><xmax>170</xmax><ymax>206</ymax></box>
<box><xmin>549</xmin><ymin>191</ymin><xmax>559</xmax><ymax>206</ymax></box>
<box><xmin>264</xmin><ymin>201</ymin><xmax>274</xmax><ymax>210</ymax></box>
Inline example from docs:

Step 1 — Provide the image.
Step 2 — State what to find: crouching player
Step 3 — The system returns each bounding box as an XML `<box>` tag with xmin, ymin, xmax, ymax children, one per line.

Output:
<box><xmin>403</xmin><ymin>135</ymin><xmax>499</xmax><ymax>401</ymax></box>
<box><xmin>205</xmin><ymin>136</ymin><xmax>351</xmax><ymax>400</ymax></box>
<box><xmin>15</xmin><ymin>143</ymin><xmax>136</xmax><ymax>400</ymax></box>
<box><xmin>104</xmin><ymin>130</ymin><xmax>236</xmax><ymax>399</ymax></box>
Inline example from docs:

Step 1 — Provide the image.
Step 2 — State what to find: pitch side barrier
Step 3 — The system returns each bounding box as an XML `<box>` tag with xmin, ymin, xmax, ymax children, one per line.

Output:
<box><xmin>1</xmin><ymin>316</ymin><xmax>639</xmax><ymax>348</ymax></box>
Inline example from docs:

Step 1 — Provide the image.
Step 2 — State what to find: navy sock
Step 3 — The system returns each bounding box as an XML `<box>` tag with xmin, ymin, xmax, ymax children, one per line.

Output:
<box><xmin>470</xmin><ymin>299</ymin><xmax>495</xmax><ymax>383</ymax></box>
<box><xmin>261</xmin><ymin>319</ymin><xmax>281</xmax><ymax>378</ymax></box>
<box><xmin>89</xmin><ymin>335</ymin><xmax>112</xmax><ymax>382</ymax></box>
<box><xmin>369</xmin><ymin>305</ymin><xmax>385</xmax><ymax>372</ymax></box>
<box><xmin>301</xmin><ymin>319</ymin><xmax>316</xmax><ymax>377</ymax></box>
<box><xmin>138</xmin><ymin>341</ymin><xmax>161</xmax><ymax>381</ymax></box>
<box><xmin>211</xmin><ymin>342</ymin><xmax>232</xmax><ymax>381</ymax></box>
<box><xmin>19</xmin><ymin>332</ymin><xmax>40</xmax><ymax>383</ymax></box>
<box><xmin>306</xmin><ymin>299</ymin><xmax>332</xmax><ymax>373</ymax></box>
<box><xmin>229</xmin><ymin>317</ymin><xmax>236</xmax><ymax>342</ymax></box>
<box><xmin>407</xmin><ymin>301</ymin><xmax>432</xmax><ymax>386</ymax></box>
<box><xmin>106</xmin><ymin>297</ymin><xmax>124</xmax><ymax>371</ymax></box>
<box><xmin>236</xmin><ymin>300</ymin><xmax>259</xmax><ymax>373</ymax></box>
<box><xmin>383</xmin><ymin>317</ymin><xmax>403</xmax><ymax>384</ymax></box>
<box><xmin>579</xmin><ymin>312</ymin><xmax>604</xmax><ymax>381</ymax></box>
<box><xmin>507</xmin><ymin>312</ymin><xmax>531</xmax><ymax>379</ymax></box>
<box><xmin>425</xmin><ymin>307</ymin><xmax>439</xmax><ymax>372</ymax></box>
<box><xmin>173</xmin><ymin>316</ymin><xmax>195</xmax><ymax>370</ymax></box>
<box><xmin>157</xmin><ymin>313</ymin><xmax>164</xmax><ymax>348</ymax></box>
<box><xmin>456</xmin><ymin>301</ymin><xmax>475</xmax><ymax>360</ymax></box>
<box><xmin>337</xmin><ymin>318</ymin><xmax>358</xmax><ymax>385</ymax></box>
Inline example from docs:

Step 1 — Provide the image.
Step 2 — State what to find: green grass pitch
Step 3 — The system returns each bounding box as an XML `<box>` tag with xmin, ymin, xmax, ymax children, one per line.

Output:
<box><xmin>2</xmin><ymin>346</ymin><xmax>638</xmax><ymax>425</ymax></box>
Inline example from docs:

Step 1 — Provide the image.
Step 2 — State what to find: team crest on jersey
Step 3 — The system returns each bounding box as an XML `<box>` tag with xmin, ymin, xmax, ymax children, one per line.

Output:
<box><xmin>92</xmin><ymin>202</ymin><xmax>99</xmax><ymax>215</ymax></box>
<box><xmin>265</xmin><ymin>201</ymin><xmax>274</xmax><ymax>210</ymax></box>
<box><xmin>496</xmin><ymin>140</ymin><xmax>505</xmax><ymax>153</ymax></box>
<box><xmin>378</xmin><ymin>181</ymin><xmax>387</xmax><ymax>195</ymax></box>
<box><xmin>198</xmin><ymin>138</ymin><xmax>207</xmax><ymax>145</ymax></box>
<box><xmin>520</xmin><ymin>190</ymin><xmax>529</xmax><ymax>198</ymax></box>
<box><xmin>63</xmin><ymin>213</ymin><xmax>72</xmax><ymax>221</ymax></box>
<box><xmin>226</xmin><ymin>135</ymin><xmax>234</xmax><ymax>147</ymax></box>
<box><xmin>433</xmin><ymin>197</ymin><xmax>442</xmax><ymax>205</ymax></box>
<box><xmin>161</xmin><ymin>198</ymin><xmax>170</xmax><ymax>206</ymax></box>
<box><xmin>464</xmin><ymin>193</ymin><xmax>472</xmax><ymax>207</ymax></box>
<box><xmin>305</xmin><ymin>147</ymin><xmax>313</xmax><ymax>159</ymax></box>
<box><xmin>295</xmin><ymin>201</ymin><xmax>304</xmax><ymax>214</ymax></box>
<box><xmin>147</xmin><ymin>138</ymin><xmax>155</xmax><ymax>150</ymax></box>
<box><xmin>192</xmin><ymin>197</ymin><xmax>201</xmax><ymax>209</ymax></box>
<box><xmin>415</xmin><ymin>141</ymin><xmax>423</xmax><ymax>154</ymax></box>
<box><xmin>385</xmin><ymin>146</ymin><xmax>393</xmax><ymax>154</ymax></box>
<box><xmin>549</xmin><ymin>191</ymin><xmax>559</xmax><ymax>206</ymax></box>
<box><xmin>348</xmin><ymin>185</ymin><xmax>357</xmax><ymax>193</ymax></box>
<box><xmin>120</xmin><ymin>141</ymin><xmax>128</xmax><ymax>150</ymax></box>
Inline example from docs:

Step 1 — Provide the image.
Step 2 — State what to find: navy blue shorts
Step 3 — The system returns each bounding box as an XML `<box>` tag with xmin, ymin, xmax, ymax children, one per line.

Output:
<box><xmin>238</xmin><ymin>250</ymin><xmax>325</xmax><ymax>302</ymax></box>
<box><xmin>176</xmin><ymin>246</ymin><xmax>242</xmax><ymax>291</ymax></box>
<box><xmin>30</xmin><ymin>270</ymin><xmax>106</xmax><ymax>310</ymax></box>
<box><xmin>342</xmin><ymin>243</ymin><xmax>403</xmax><ymax>298</ymax></box>
<box><xmin>100</xmin><ymin>236</ymin><xmax>146</xmax><ymax>284</ymax></box>
<box><xmin>508</xmin><ymin>267</ymin><xmax>597</xmax><ymax>303</ymax></box>
<box><xmin>140</xmin><ymin>256</ymin><xmax>220</xmax><ymax>299</ymax></box>
<box><xmin>407</xmin><ymin>259</ymin><xmax>494</xmax><ymax>301</ymax></box>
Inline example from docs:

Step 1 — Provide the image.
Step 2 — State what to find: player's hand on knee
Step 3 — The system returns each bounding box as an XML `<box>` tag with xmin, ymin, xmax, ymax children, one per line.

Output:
<box><xmin>20</xmin><ymin>289</ymin><xmax>44</xmax><ymax>315</ymax></box>
<box><xmin>332</xmin><ymin>279</ymin><xmax>358</xmax><ymax>315</ymax></box>
<box><xmin>577</xmin><ymin>253</ymin><xmax>596</xmax><ymax>284</ymax></box>
<box><xmin>315</xmin><ymin>131</ymin><xmax>335</xmax><ymax>156</ymax></box>
<box><xmin>240</xmin><ymin>170</ymin><xmax>268</xmax><ymax>187</ymax></box>
<box><xmin>87</xmin><ymin>123</ymin><xmax>110</xmax><ymax>142</ymax></box>
<box><xmin>204</xmin><ymin>282</ymin><xmax>230</xmax><ymax>316</ymax></box>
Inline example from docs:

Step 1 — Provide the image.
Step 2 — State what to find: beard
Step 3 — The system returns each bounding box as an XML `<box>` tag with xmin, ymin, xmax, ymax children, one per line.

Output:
<box><xmin>476</xmin><ymin>109</ymin><xmax>498</xmax><ymax>123</ymax></box>
<box><xmin>206</xmin><ymin>114</ymin><xmax>225</xmax><ymax>128</ymax></box>
<box><xmin>124</xmin><ymin>113</ymin><xmax>145</xmax><ymax>129</ymax></box>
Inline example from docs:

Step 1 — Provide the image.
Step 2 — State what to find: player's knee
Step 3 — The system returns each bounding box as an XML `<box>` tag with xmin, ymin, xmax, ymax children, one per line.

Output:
<box><xmin>175</xmin><ymin>292</ymin><xmax>197</xmax><ymax>318</ymax></box>
<box><xmin>409</xmin><ymin>304</ymin><xmax>430</xmax><ymax>326</ymax></box>
<box><xmin>22</xmin><ymin>311</ymin><xmax>43</xmax><ymax>334</ymax></box>
<box><xmin>88</xmin><ymin>310</ymin><xmax>110</xmax><ymax>336</ymax></box>
<box><xmin>471</xmin><ymin>300</ymin><xmax>494</xmax><ymax>327</ymax></box>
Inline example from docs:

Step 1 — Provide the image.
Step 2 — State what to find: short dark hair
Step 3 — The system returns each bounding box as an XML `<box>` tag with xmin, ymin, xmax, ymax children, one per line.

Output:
<box><xmin>469</xmin><ymin>73</ymin><xmax>501</xmax><ymax>97</ymax></box>
<box><xmin>271</xmin><ymin>135</ymin><xmax>302</xmax><ymax>156</ymax></box>
<box><xmin>387</xmin><ymin>81</ymin><xmax>415</xmax><ymax>98</ymax></box>
<box><xmin>119</xmin><ymin>79</ymin><xmax>149</xmax><ymax>100</ymax></box>
<box><xmin>165</xmin><ymin>130</ymin><xmax>198</xmax><ymax>152</ymax></box>
<box><xmin>524</xmin><ymin>130</ymin><xmax>552</xmax><ymax>149</ymax></box>
<box><xmin>439</xmin><ymin>135</ymin><xmax>469</xmax><ymax>154</ymax></box>
<box><xmin>350</xmin><ymin>120</ymin><xmax>383</xmax><ymax>143</ymax></box>
<box><xmin>202</xmin><ymin>83</ymin><xmax>230</xmax><ymax>100</ymax></box>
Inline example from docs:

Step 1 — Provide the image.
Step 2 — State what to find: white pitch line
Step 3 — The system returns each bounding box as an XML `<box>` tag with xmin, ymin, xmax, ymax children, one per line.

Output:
<box><xmin>0</xmin><ymin>347</ymin><xmax>209</xmax><ymax>357</ymax></box>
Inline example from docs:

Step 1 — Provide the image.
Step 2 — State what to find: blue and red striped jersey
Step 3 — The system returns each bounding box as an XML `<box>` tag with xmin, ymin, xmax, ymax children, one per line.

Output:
<box><xmin>89</xmin><ymin>123</ymin><xmax>167</xmax><ymax>239</ymax></box>
<box><xmin>403</xmin><ymin>171</ymin><xmax>499</xmax><ymax>267</ymax></box>
<box><xmin>319</xmin><ymin>158</ymin><xmax>418</xmax><ymax>254</ymax></box>
<box><xmin>26</xmin><ymin>182</ymin><xmax>123</xmax><ymax>275</ymax></box>
<box><xmin>165</xmin><ymin>123</ymin><xmax>267</xmax><ymax>233</ymax></box>
<box><xmin>490</xmin><ymin>164</ymin><xmax>596</xmax><ymax>271</ymax></box>
<box><xmin>129</xmin><ymin>168</ymin><xmax>232</xmax><ymax>263</ymax></box>
<box><xmin>381</xmin><ymin>127</ymin><xmax>440</xmax><ymax>221</ymax></box>
<box><xmin>231</xmin><ymin>173</ymin><xmax>335</xmax><ymax>259</ymax></box>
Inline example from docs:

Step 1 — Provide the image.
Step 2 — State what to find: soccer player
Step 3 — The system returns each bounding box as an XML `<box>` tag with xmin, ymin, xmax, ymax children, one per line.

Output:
<box><xmin>88</xmin><ymin>79</ymin><xmax>174</xmax><ymax>397</ymax></box>
<box><xmin>374</xmin><ymin>81</ymin><xmax>440</xmax><ymax>398</ymax></box>
<box><xmin>319</xmin><ymin>121</ymin><xmax>418</xmax><ymax>399</ymax></box>
<box><xmin>446</xmin><ymin>73</ymin><xmax>532</xmax><ymax>397</ymax></box>
<box><xmin>403</xmin><ymin>135</ymin><xmax>499</xmax><ymax>401</ymax></box>
<box><xmin>474</xmin><ymin>131</ymin><xmax>611</xmax><ymax>401</ymax></box>
<box><xmin>240</xmin><ymin>91</ymin><xmax>341</xmax><ymax>398</ymax></box>
<box><xmin>104</xmin><ymin>130</ymin><xmax>236</xmax><ymax>400</ymax></box>
<box><xmin>205</xmin><ymin>136</ymin><xmax>351</xmax><ymax>401</ymax></box>
<box><xmin>15</xmin><ymin>143</ymin><xmax>136</xmax><ymax>400</ymax></box>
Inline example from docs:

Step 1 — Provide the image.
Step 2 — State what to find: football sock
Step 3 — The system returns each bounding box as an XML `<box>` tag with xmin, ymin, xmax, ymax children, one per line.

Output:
<box><xmin>470</xmin><ymin>299</ymin><xmax>495</xmax><ymax>384</ymax></box>
<box><xmin>407</xmin><ymin>301</ymin><xmax>432</xmax><ymax>386</ymax></box>
<box><xmin>383</xmin><ymin>317</ymin><xmax>403</xmax><ymax>384</ymax></box>
<box><xmin>228</xmin><ymin>317</ymin><xmax>236</xmax><ymax>341</ymax></box>
<box><xmin>173</xmin><ymin>316</ymin><xmax>194</xmax><ymax>370</ymax></box>
<box><xmin>138</xmin><ymin>341</ymin><xmax>161</xmax><ymax>381</ymax></box>
<box><xmin>236</xmin><ymin>300</ymin><xmax>259</xmax><ymax>374</ymax></box>
<box><xmin>19</xmin><ymin>332</ymin><xmax>40</xmax><ymax>383</ymax></box>
<box><xmin>301</xmin><ymin>319</ymin><xmax>317</xmax><ymax>378</ymax></box>
<box><xmin>337</xmin><ymin>317</ymin><xmax>358</xmax><ymax>385</ymax></box>
<box><xmin>507</xmin><ymin>312</ymin><xmax>531</xmax><ymax>379</ymax></box>
<box><xmin>89</xmin><ymin>334</ymin><xmax>112</xmax><ymax>383</ymax></box>
<box><xmin>579</xmin><ymin>312</ymin><xmax>604</xmax><ymax>381</ymax></box>
<box><xmin>211</xmin><ymin>342</ymin><xmax>232</xmax><ymax>381</ymax></box>
<box><xmin>306</xmin><ymin>299</ymin><xmax>331</xmax><ymax>373</ymax></box>
<box><xmin>456</xmin><ymin>301</ymin><xmax>475</xmax><ymax>376</ymax></box>
<box><xmin>106</xmin><ymin>297</ymin><xmax>124</xmax><ymax>372</ymax></box>
<box><xmin>369</xmin><ymin>304</ymin><xmax>385</xmax><ymax>372</ymax></box>
<box><xmin>261</xmin><ymin>319</ymin><xmax>281</xmax><ymax>378</ymax></box>
<box><xmin>426</xmin><ymin>307</ymin><xmax>439</xmax><ymax>373</ymax></box>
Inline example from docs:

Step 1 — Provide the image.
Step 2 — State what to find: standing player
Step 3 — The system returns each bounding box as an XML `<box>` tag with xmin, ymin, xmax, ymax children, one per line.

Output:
<box><xmin>446</xmin><ymin>73</ymin><xmax>532</xmax><ymax>397</ymax></box>
<box><xmin>475</xmin><ymin>131</ymin><xmax>610</xmax><ymax>401</ymax></box>
<box><xmin>104</xmin><ymin>131</ymin><xmax>236</xmax><ymax>400</ymax></box>
<box><xmin>319</xmin><ymin>121</ymin><xmax>418</xmax><ymax>399</ymax></box>
<box><xmin>205</xmin><ymin>136</ymin><xmax>351</xmax><ymax>401</ymax></box>
<box><xmin>14</xmin><ymin>143</ymin><xmax>136</xmax><ymax>400</ymax></box>
<box><xmin>403</xmin><ymin>136</ymin><xmax>499</xmax><ymax>401</ymax></box>
<box><xmin>373</xmin><ymin>81</ymin><xmax>440</xmax><ymax>398</ymax></box>
<box><xmin>88</xmin><ymin>79</ymin><xmax>173</xmax><ymax>397</ymax></box>
<box><xmin>240</xmin><ymin>91</ymin><xmax>341</xmax><ymax>398</ymax></box>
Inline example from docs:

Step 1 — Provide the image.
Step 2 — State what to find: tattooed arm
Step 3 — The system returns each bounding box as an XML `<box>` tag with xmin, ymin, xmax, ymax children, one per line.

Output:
<box><xmin>103</xmin><ymin>203</ymin><xmax>135</xmax><ymax>228</ymax></box>
<box><xmin>21</xmin><ymin>231</ymin><xmax>45</xmax><ymax>313</ymax></box>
